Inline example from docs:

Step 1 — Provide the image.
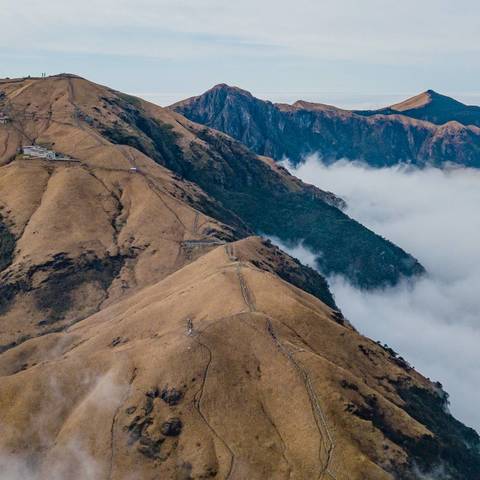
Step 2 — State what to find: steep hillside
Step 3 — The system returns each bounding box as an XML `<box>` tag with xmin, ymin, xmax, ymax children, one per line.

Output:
<box><xmin>171</xmin><ymin>84</ymin><xmax>480</xmax><ymax>167</ymax></box>
<box><xmin>2</xmin><ymin>237</ymin><xmax>479</xmax><ymax>480</ymax></box>
<box><xmin>0</xmin><ymin>75</ymin><xmax>424</xmax><ymax>289</ymax></box>
<box><xmin>0</xmin><ymin>75</ymin><xmax>479</xmax><ymax>480</ymax></box>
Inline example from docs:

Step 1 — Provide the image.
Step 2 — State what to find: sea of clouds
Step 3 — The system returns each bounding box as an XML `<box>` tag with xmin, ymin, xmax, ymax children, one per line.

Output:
<box><xmin>280</xmin><ymin>156</ymin><xmax>480</xmax><ymax>432</ymax></box>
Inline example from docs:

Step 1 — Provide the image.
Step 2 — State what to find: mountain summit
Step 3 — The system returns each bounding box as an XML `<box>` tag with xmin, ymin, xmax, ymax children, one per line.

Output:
<box><xmin>0</xmin><ymin>75</ymin><xmax>479</xmax><ymax>479</ymax></box>
<box><xmin>387</xmin><ymin>89</ymin><xmax>480</xmax><ymax>126</ymax></box>
<box><xmin>390</xmin><ymin>90</ymin><xmax>453</xmax><ymax>111</ymax></box>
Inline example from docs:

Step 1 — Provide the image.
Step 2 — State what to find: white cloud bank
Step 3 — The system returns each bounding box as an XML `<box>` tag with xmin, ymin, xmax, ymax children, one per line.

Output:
<box><xmin>282</xmin><ymin>157</ymin><xmax>480</xmax><ymax>432</ymax></box>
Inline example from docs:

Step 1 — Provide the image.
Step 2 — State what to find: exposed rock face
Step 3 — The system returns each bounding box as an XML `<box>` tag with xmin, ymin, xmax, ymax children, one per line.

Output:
<box><xmin>171</xmin><ymin>84</ymin><xmax>480</xmax><ymax>167</ymax></box>
<box><xmin>0</xmin><ymin>75</ymin><xmax>478</xmax><ymax>480</ymax></box>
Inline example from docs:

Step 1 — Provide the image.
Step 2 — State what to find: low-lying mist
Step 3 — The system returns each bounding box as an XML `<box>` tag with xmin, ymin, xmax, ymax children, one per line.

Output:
<box><xmin>0</xmin><ymin>371</ymin><xmax>129</xmax><ymax>480</ymax></box>
<box><xmin>281</xmin><ymin>157</ymin><xmax>480</xmax><ymax>432</ymax></box>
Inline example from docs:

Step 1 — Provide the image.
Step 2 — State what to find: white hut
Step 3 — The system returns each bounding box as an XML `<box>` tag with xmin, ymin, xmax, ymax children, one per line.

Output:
<box><xmin>22</xmin><ymin>145</ymin><xmax>56</xmax><ymax>159</ymax></box>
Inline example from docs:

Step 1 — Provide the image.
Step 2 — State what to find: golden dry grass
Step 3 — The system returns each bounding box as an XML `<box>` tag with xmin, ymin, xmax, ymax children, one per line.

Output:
<box><xmin>0</xmin><ymin>76</ymin><xmax>445</xmax><ymax>479</ymax></box>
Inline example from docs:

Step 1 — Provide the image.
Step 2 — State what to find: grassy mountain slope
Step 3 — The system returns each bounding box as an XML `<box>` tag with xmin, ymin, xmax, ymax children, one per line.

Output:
<box><xmin>13</xmin><ymin>75</ymin><xmax>424</xmax><ymax>288</ymax></box>
<box><xmin>0</xmin><ymin>74</ymin><xmax>478</xmax><ymax>479</ymax></box>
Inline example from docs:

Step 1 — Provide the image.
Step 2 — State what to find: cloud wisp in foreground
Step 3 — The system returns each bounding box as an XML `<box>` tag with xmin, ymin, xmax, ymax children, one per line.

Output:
<box><xmin>0</xmin><ymin>371</ymin><xmax>128</xmax><ymax>480</ymax></box>
<box><xmin>279</xmin><ymin>157</ymin><xmax>480</xmax><ymax>432</ymax></box>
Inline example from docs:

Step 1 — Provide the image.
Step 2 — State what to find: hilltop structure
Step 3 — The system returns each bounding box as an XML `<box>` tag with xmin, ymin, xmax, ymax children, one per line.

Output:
<box><xmin>22</xmin><ymin>145</ymin><xmax>57</xmax><ymax>159</ymax></box>
<box><xmin>21</xmin><ymin>145</ymin><xmax>77</xmax><ymax>161</ymax></box>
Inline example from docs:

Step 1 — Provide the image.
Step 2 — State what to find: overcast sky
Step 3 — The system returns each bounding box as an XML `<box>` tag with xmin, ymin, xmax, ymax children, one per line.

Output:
<box><xmin>1</xmin><ymin>0</ymin><xmax>480</xmax><ymax>107</ymax></box>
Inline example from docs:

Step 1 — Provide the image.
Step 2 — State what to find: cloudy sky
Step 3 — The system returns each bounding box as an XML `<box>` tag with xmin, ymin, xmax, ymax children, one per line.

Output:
<box><xmin>280</xmin><ymin>158</ymin><xmax>480</xmax><ymax>432</ymax></box>
<box><xmin>1</xmin><ymin>0</ymin><xmax>480</xmax><ymax>107</ymax></box>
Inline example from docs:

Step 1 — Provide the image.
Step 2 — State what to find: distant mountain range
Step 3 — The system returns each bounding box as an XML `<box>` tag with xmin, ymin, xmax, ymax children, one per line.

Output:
<box><xmin>171</xmin><ymin>85</ymin><xmax>480</xmax><ymax>167</ymax></box>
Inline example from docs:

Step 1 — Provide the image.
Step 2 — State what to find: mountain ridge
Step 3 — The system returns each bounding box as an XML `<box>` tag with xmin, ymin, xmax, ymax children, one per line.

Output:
<box><xmin>0</xmin><ymin>74</ymin><xmax>423</xmax><ymax>289</ymax></box>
